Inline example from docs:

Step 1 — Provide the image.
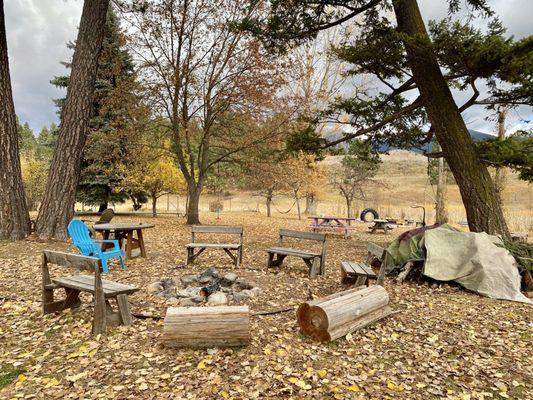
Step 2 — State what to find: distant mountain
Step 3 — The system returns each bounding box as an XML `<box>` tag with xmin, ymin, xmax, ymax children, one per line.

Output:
<box><xmin>324</xmin><ymin>129</ymin><xmax>496</xmax><ymax>153</ymax></box>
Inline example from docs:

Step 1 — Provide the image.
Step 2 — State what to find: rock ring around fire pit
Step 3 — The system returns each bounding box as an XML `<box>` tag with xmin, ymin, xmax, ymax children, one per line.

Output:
<box><xmin>148</xmin><ymin>267</ymin><xmax>260</xmax><ymax>306</ymax></box>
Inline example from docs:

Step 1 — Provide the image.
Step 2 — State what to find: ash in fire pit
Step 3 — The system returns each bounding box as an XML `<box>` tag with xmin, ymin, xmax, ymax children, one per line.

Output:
<box><xmin>148</xmin><ymin>267</ymin><xmax>259</xmax><ymax>306</ymax></box>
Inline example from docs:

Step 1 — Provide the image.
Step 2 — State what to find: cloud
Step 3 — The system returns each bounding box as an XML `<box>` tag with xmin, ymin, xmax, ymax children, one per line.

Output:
<box><xmin>5</xmin><ymin>0</ymin><xmax>82</xmax><ymax>133</ymax></box>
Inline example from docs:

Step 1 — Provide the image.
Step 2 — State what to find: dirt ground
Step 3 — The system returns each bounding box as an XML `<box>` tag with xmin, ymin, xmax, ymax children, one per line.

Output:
<box><xmin>0</xmin><ymin>213</ymin><xmax>531</xmax><ymax>399</ymax></box>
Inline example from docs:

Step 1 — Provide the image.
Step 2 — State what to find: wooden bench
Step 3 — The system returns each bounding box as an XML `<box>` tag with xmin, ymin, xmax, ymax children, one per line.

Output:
<box><xmin>42</xmin><ymin>250</ymin><xmax>139</xmax><ymax>335</ymax></box>
<box><xmin>366</xmin><ymin>242</ymin><xmax>385</xmax><ymax>264</ymax></box>
<box><xmin>340</xmin><ymin>261</ymin><xmax>377</xmax><ymax>286</ymax></box>
<box><xmin>266</xmin><ymin>229</ymin><xmax>326</xmax><ymax>277</ymax></box>
<box><xmin>186</xmin><ymin>225</ymin><xmax>243</xmax><ymax>267</ymax></box>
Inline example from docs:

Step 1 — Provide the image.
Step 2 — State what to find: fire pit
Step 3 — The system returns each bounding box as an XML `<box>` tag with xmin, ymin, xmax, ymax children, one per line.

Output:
<box><xmin>148</xmin><ymin>267</ymin><xmax>259</xmax><ymax>306</ymax></box>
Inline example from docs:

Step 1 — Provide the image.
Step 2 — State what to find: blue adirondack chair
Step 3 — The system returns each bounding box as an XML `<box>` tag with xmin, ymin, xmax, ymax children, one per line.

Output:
<box><xmin>67</xmin><ymin>219</ymin><xmax>125</xmax><ymax>273</ymax></box>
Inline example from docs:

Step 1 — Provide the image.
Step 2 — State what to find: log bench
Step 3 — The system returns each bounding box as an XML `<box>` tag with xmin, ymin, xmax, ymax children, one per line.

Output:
<box><xmin>42</xmin><ymin>250</ymin><xmax>139</xmax><ymax>335</ymax></box>
<box><xmin>340</xmin><ymin>261</ymin><xmax>377</xmax><ymax>286</ymax></box>
<box><xmin>266</xmin><ymin>229</ymin><xmax>326</xmax><ymax>277</ymax></box>
<box><xmin>186</xmin><ymin>225</ymin><xmax>243</xmax><ymax>267</ymax></box>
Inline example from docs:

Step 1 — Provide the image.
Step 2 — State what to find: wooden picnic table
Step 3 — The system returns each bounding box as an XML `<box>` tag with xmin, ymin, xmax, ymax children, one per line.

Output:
<box><xmin>308</xmin><ymin>216</ymin><xmax>359</xmax><ymax>238</ymax></box>
<box><xmin>369</xmin><ymin>219</ymin><xmax>393</xmax><ymax>234</ymax></box>
<box><xmin>94</xmin><ymin>223</ymin><xmax>155</xmax><ymax>259</ymax></box>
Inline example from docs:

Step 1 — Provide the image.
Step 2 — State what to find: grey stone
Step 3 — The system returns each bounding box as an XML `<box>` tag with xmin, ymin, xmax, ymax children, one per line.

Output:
<box><xmin>178</xmin><ymin>298</ymin><xmax>198</xmax><ymax>307</ymax></box>
<box><xmin>176</xmin><ymin>287</ymin><xmax>201</xmax><ymax>298</ymax></box>
<box><xmin>199</xmin><ymin>267</ymin><xmax>220</xmax><ymax>283</ymax></box>
<box><xmin>157</xmin><ymin>288</ymin><xmax>176</xmax><ymax>299</ymax></box>
<box><xmin>198</xmin><ymin>275</ymin><xmax>213</xmax><ymax>284</ymax></box>
<box><xmin>160</xmin><ymin>278</ymin><xmax>175</xmax><ymax>290</ymax></box>
<box><xmin>207</xmin><ymin>291</ymin><xmax>228</xmax><ymax>305</ymax></box>
<box><xmin>180</xmin><ymin>274</ymin><xmax>198</xmax><ymax>286</ymax></box>
<box><xmin>220</xmin><ymin>272</ymin><xmax>238</xmax><ymax>287</ymax></box>
<box><xmin>235</xmin><ymin>277</ymin><xmax>253</xmax><ymax>290</ymax></box>
<box><xmin>147</xmin><ymin>282</ymin><xmax>163</xmax><ymax>294</ymax></box>
<box><xmin>232</xmin><ymin>291</ymin><xmax>251</xmax><ymax>303</ymax></box>
<box><xmin>191</xmin><ymin>296</ymin><xmax>205</xmax><ymax>304</ymax></box>
<box><xmin>167</xmin><ymin>297</ymin><xmax>180</xmax><ymax>305</ymax></box>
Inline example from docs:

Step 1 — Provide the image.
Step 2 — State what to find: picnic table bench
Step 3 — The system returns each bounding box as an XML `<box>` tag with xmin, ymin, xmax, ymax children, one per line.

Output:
<box><xmin>369</xmin><ymin>219</ymin><xmax>394</xmax><ymax>234</ymax></box>
<box><xmin>340</xmin><ymin>261</ymin><xmax>377</xmax><ymax>286</ymax></box>
<box><xmin>186</xmin><ymin>225</ymin><xmax>243</xmax><ymax>267</ymax></box>
<box><xmin>308</xmin><ymin>216</ymin><xmax>359</xmax><ymax>238</ymax></box>
<box><xmin>41</xmin><ymin>250</ymin><xmax>139</xmax><ymax>335</ymax></box>
<box><xmin>266</xmin><ymin>229</ymin><xmax>326</xmax><ymax>277</ymax></box>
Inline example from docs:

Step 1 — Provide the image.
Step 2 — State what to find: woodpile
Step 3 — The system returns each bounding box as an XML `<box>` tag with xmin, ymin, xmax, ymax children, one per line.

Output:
<box><xmin>162</xmin><ymin>306</ymin><xmax>250</xmax><ymax>348</ymax></box>
<box><xmin>297</xmin><ymin>285</ymin><xmax>392</xmax><ymax>342</ymax></box>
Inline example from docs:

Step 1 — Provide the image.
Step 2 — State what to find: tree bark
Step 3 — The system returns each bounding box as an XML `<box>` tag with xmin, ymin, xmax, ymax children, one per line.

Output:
<box><xmin>304</xmin><ymin>193</ymin><xmax>317</xmax><ymax>214</ymax></box>
<box><xmin>151</xmin><ymin>194</ymin><xmax>157</xmax><ymax>217</ymax></box>
<box><xmin>393</xmin><ymin>0</ymin><xmax>509</xmax><ymax>237</ymax></box>
<box><xmin>434</xmin><ymin>141</ymin><xmax>448</xmax><ymax>224</ymax></box>
<box><xmin>0</xmin><ymin>1</ymin><xmax>30</xmax><ymax>240</ymax></box>
<box><xmin>294</xmin><ymin>190</ymin><xmax>301</xmax><ymax>220</ymax></box>
<box><xmin>494</xmin><ymin>106</ymin><xmax>507</xmax><ymax>205</ymax></box>
<box><xmin>345</xmin><ymin>196</ymin><xmax>352</xmax><ymax>218</ymax></box>
<box><xmin>266</xmin><ymin>192</ymin><xmax>273</xmax><ymax>217</ymax></box>
<box><xmin>35</xmin><ymin>0</ymin><xmax>109</xmax><ymax>240</ymax></box>
<box><xmin>186</xmin><ymin>182</ymin><xmax>202</xmax><ymax>225</ymax></box>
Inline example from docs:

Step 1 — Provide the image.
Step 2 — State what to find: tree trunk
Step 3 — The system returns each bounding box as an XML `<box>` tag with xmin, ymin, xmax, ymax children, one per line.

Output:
<box><xmin>345</xmin><ymin>196</ymin><xmax>352</xmax><ymax>218</ymax></box>
<box><xmin>0</xmin><ymin>1</ymin><xmax>30</xmax><ymax>240</ymax></box>
<box><xmin>294</xmin><ymin>190</ymin><xmax>301</xmax><ymax>220</ymax></box>
<box><xmin>151</xmin><ymin>194</ymin><xmax>157</xmax><ymax>217</ymax></box>
<box><xmin>494</xmin><ymin>106</ymin><xmax>507</xmax><ymax>205</ymax></box>
<box><xmin>266</xmin><ymin>193</ymin><xmax>272</xmax><ymax>217</ymax></box>
<box><xmin>186</xmin><ymin>182</ymin><xmax>202</xmax><ymax>225</ymax></box>
<box><xmin>434</xmin><ymin>141</ymin><xmax>448</xmax><ymax>224</ymax></box>
<box><xmin>304</xmin><ymin>193</ymin><xmax>318</xmax><ymax>214</ymax></box>
<box><xmin>34</xmin><ymin>0</ymin><xmax>109</xmax><ymax>240</ymax></box>
<box><xmin>393</xmin><ymin>0</ymin><xmax>509</xmax><ymax>237</ymax></box>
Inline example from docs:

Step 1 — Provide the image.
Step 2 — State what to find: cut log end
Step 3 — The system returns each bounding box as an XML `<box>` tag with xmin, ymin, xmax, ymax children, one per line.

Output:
<box><xmin>297</xmin><ymin>285</ymin><xmax>391</xmax><ymax>342</ymax></box>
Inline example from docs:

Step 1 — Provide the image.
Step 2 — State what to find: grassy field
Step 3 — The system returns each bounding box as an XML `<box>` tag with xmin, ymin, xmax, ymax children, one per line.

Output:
<box><xmin>102</xmin><ymin>150</ymin><xmax>532</xmax><ymax>235</ymax></box>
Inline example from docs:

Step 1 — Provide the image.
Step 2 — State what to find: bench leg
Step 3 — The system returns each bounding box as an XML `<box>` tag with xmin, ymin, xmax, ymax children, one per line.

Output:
<box><xmin>267</xmin><ymin>252</ymin><xmax>274</xmax><ymax>268</ymax></box>
<box><xmin>222</xmin><ymin>248</ymin><xmax>237</xmax><ymax>266</ymax></box>
<box><xmin>116</xmin><ymin>294</ymin><xmax>133</xmax><ymax>326</ymax></box>
<box><xmin>355</xmin><ymin>275</ymin><xmax>368</xmax><ymax>287</ymax></box>
<box><xmin>309</xmin><ymin>257</ymin><xmax>321</xmax><ymax>278</ymax></box>
<box><xmin>187</xmin><ymin>247</ymin><xmax>206</xmax><ymax>265</ymax></box>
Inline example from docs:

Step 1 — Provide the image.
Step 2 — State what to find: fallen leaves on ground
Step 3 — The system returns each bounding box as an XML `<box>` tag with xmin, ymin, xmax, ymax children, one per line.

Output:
<box><xmin>0</xmin><ymin>213</ymin><xmax>531</xmax><ymax>399</ymax></box>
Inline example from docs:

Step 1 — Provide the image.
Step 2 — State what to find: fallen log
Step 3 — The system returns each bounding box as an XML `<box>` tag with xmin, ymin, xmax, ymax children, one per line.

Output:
<box><xmin>297</xmin><ymin>285</ymin><xmax>392</xmax><ymax>342</ymax></box>
<box><xmin>162</xmin><ymin>306</ymin><xmax>250</xmax><ymax>348</ymax></box>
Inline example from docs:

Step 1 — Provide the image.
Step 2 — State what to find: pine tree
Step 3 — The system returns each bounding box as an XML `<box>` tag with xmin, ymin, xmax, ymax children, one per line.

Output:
<box><xmin>50</xmin><ymin>8</ymin><xmax>147</xmax><ymax>211</ymax></box>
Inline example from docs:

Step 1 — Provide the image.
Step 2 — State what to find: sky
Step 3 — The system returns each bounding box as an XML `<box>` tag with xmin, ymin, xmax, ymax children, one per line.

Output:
<box><xmin>4</xmin><ymin>0</ymin><xmax>532</xmax><ymax>135</ymax></box>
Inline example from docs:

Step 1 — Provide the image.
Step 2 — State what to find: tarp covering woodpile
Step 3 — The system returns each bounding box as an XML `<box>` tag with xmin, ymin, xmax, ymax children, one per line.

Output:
<box><xmin>384</xmin><ymin>226</ymin><xmax>532</xmax><ymax>305</ymax></box>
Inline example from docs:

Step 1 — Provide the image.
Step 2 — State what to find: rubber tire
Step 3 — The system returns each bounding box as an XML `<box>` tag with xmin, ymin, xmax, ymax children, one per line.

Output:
<box><xmin>360</xmin><ymin>208</ymin><xmax>379</xmax><ymax>222</ymax></box>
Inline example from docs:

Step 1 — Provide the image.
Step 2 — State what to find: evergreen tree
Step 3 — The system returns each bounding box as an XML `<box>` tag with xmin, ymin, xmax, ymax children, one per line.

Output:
<box><xmin>50</xmin><ymin>7</ymin><xmax>146</xmax><ymax>211</ymax></box>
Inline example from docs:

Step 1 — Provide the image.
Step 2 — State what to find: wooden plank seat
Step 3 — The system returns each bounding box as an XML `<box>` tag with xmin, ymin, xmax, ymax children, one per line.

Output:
<box><xmin>42</xmin><ymin>250</ymin><xmax>139</xmax><ymax>335</ymax></box>
<box><xmin>186</xmin><ymin>226</ymin><xmax>243</xmax><ymax>267</ymax></box>
<box><xmin>52</xmin><ymin>275</ymin><xmax>137</xmax><ymax>297</ymax></box>
<box><xmin>340</xmin><ymin>261</ymin><xmax>377</xmax><ymax>286</ymax></box>
<box><xmin>266</xmin><ymin>229</ymin><xmax>327</xmax><ymax>278</ymax></box>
